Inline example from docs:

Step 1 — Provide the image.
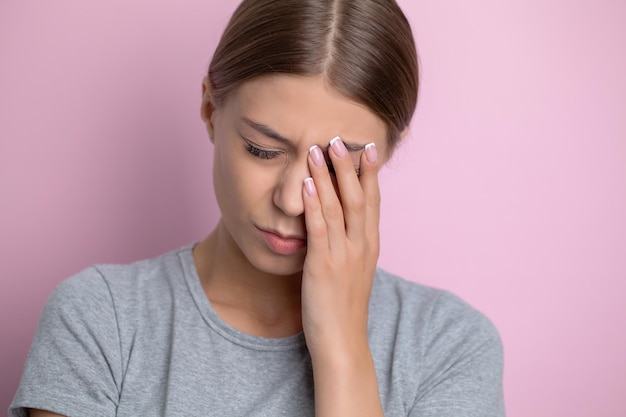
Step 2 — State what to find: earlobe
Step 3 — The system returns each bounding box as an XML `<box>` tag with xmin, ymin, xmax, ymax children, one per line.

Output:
<box><xmin>201</xmin><ymin>76</ymin><xmax>216</xmax><ymax>142</ymax></box>
<box><xmin>399</xmin><ymin>126</ymin><xmax>410</xmax><ymax>140</ymax></box>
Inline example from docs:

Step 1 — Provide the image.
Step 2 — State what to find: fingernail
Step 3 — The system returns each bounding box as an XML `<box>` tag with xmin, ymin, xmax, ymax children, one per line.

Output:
<box><xmin>309</xmin><ymin>145</ymin><xmax>324</xmax><ymax>167</ymax></box>
<box><xmin>365</xmin><ymin>143</ymin><xmax>378</xmax><ymax>164</ymax></box>
<box><xmin>304</xmin><ymin>177</ymin><xmax>317</xmax><ymax>196</ymax></box>
<box><xmin>330</xmin><ymin>136</ymin><xmax>347</xmax><ymax>158</ymax></box>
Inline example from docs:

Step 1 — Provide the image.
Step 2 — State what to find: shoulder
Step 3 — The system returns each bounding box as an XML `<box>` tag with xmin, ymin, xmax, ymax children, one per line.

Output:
<box><xmin>370</xmin><ymin>269</ymin><xmax>505</xmax><ymax>416</ymax></box>
<box><xmin>370</xmin><ymin>268</ymin><xmax>502</xmax><ymax>362</ymax></box>
<box><xmin>92</xmin><ymin>245</ymin><xmax>190</xmax><ymax>291</ymax></box>
<box><xmin>44</xmin><ymin>245</ymin><xmax>192</xmax><ymax>331</ymax></box>
<box><xmin>43</xmin><ymin>265</ymin><xmax>113</xmax><ymax>325</ymax></box>
<box><xmin>54</xmin><ymin>245</ymin><xmax>189</xmax><ymax>302</ymax></box>
<box><xmin>372</xmin><ymin>268</ymin><xmax>498</xmax><ymax>327</ymax></box>
<box><xmin>7</xmin><ymin>249</ymin><xmax>192</xmax><ymax>417</ymax></box>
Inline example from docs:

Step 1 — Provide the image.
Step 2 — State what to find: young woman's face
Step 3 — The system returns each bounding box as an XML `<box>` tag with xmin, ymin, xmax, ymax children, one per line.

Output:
<box><xmin>203</xmin><ymin>75</ymin><xmax>388</xmax><ymax>276</ymax></box>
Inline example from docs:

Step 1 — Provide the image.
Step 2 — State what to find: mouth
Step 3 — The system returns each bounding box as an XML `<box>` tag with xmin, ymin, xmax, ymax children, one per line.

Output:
<box><xmin>256</xmin><ymin>227</ymin><xmax>307</xmax><ymax>255</ymax></box>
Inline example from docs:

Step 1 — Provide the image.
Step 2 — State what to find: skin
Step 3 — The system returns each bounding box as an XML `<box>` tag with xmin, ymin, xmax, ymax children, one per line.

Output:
<box><xmin>31</xmin><ymin>74</ymin><xmax>393</xmax><ymax>417</ymax></box>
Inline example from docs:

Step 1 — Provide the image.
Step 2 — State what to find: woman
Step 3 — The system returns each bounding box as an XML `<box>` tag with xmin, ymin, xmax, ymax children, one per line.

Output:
<box><xmin>11</xmin><ymin>0</ymin><xmax>504</xmax><ymax>416</ymax></box>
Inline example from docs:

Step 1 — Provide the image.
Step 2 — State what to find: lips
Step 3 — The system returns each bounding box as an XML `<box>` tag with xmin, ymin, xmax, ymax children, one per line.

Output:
<box><xmin>257</xmin><ymin>227</ymin><xmax>306</xmax><ymax>255</ymax></box>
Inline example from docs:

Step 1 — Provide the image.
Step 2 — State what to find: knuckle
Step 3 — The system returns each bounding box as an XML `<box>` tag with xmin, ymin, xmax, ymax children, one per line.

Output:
<box><xmin>346</xmin><ymin>194</ymin><xmax>365</xmax><ymax>211</ymax></box>
<box><xmin>308</xmin><ymin>227</ymin><xmax>327</xmax><ymax>240</ymax></box>
<box><xmin>307</xmin><ymin>219</ymin><xmax>327</xmax><ymax>239</ymax></box>
<box><xmin>323</xmin><ymin>202</ymin><xmax>343</xmax><ymax>220</ymax></box>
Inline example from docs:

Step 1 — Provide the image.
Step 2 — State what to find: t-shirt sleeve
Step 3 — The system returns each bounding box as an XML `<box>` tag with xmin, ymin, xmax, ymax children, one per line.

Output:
<box><xmin>409</xmin><ymin>291</ymin><xmax>505</xmax><ymax>417</ymax></box>
<box><xmin>9</xmin><ymin>267</ymin><xmax>122</xmax><ymax>417</ymax></box>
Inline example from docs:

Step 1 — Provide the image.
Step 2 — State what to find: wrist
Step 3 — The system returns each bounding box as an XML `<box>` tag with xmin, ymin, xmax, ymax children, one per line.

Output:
<box><xmin>309</xmin><ymin>339</ymin><xmax>384</xmax><ymax>417</ymax></box>
<box><xmin>306</xmin><ymin>326</ymin><xmax>369</xmax><ymax>363</ymax></box>
<box><xmin>309</xmin><ymin>334</ymin><xmax>373</xmax><ymax>375</ymax></box>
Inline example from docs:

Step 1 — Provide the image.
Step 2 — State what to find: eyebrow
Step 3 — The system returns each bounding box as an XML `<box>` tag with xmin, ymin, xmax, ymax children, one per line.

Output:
<box><xmin>242</xmin><ymin>117</ymin><xmax>366</xmax><ymax>151</ymax></box>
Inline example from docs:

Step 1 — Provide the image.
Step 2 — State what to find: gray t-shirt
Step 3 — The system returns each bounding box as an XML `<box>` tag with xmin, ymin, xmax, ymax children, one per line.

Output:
<box><xmin>10</xmin><ymin>245</ymin><xmax>504</xmax><ymax>416</ymax></box>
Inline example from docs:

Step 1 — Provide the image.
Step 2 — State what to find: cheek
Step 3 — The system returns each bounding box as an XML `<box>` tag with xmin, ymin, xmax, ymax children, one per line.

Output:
<box><xmin>214</xmin><ymin>143</ymin><xmax>278</xmax><ymax>208</ymax></box>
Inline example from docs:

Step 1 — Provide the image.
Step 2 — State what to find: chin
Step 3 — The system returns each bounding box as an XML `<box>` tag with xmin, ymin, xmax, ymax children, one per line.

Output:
<box><xmin>251</xmin><ymin>252</ymin><xmax>306</xmax><ymax>277</ymax></box>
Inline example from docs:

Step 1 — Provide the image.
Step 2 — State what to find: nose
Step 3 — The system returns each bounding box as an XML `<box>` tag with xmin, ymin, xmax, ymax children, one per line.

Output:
<box><xmin>273</xmin><ymin>158</ymin><xmax>308</xmax><ymax>217</ymax></box>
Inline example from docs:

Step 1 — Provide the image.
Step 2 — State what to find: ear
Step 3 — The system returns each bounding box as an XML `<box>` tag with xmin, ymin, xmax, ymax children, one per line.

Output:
<box><xmin>201</xmin><ymin>76</ymin><xmax>216</xmax><ymax>142</ymax></box>
<box><xmin>399</xmin><ymin>125</ymin><xmax>410</xmax><ymax>140</ymax></box>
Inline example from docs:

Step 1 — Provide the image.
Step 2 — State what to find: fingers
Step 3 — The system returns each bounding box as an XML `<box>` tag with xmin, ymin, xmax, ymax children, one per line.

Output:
<box><xmin>302</xmin><ymin>177</ymin><xmax>329</xmax><ymax>254</ymax></box>
<box><xmin>326</xmin><ymin>137</ymin><xmax>367</xmax><ymax>242</ymax></box>
<box><xmin>358</xmin><ymin>143</ymin><xmax>381</xmax><ymax>245</ymax></box>
<box><xmin>304</xmin><ymin>136</ymin><xmax>381</xmax><ymax>246</ymax></box>
<box><xmin>327</xmin><ymin>137</ymin><xmax>381</xmax><ymax>244</ymax></box>
<box><xmin>305</xmin><ymin>141</ymin><xmax>346</xmax><ymax>253</ymax></box>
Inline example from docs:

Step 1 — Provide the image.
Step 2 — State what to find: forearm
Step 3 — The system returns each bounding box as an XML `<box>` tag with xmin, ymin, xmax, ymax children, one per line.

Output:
<box><xmin>311</xmin><ymin>340</ymin><xmax>385</xmax><ymax>417</ymax></box>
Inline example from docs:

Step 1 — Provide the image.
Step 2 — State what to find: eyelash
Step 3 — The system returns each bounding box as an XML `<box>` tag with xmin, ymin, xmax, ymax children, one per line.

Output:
<box><xmin>244</xmin><ymin>140</ymin><xmax>360</xmax><ymax>177</ymax></box>
<box><xmin>244</xmin><ymin>142</ymin><xmax>282</xmax><ymax>160</ymax></box>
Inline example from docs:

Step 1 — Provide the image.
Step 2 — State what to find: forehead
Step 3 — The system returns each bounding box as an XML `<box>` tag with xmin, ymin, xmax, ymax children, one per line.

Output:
<box><xmin>224</xmin><ymin>75</ymin><xmax>388</xmax><ymax>150</ymax></box>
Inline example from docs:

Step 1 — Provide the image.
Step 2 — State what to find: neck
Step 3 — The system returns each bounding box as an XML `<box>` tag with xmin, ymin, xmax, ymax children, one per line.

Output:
<box><xmin>193</xmin><ymin>220</ymin><xmax>303</xmax><ymax>338</ymax></box>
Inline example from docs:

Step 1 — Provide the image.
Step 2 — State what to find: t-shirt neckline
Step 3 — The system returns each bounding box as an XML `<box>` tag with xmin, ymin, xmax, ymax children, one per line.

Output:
<box><xmin>178</xmin><ymin>244</ymin><xmax>307</xmax><ymax>351</ymax></box>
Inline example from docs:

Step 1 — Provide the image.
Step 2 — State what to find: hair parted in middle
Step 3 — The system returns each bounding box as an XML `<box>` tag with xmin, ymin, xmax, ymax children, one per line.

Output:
<box><xmin>208</xmin><ymin>0</ymin><xmax>419</xmax><ymax>150</ymax></box>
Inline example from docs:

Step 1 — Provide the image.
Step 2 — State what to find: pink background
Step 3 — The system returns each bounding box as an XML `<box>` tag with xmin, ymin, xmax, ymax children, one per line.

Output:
<box><xmin>1</xmin><ymin>1</ymin><xmax>624</xmax><ymax>415</ymax></box>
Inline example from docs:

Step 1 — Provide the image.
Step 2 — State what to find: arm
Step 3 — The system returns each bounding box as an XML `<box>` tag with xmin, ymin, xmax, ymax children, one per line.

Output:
<box><xmin>9</xmin><ymin>270</ymin><xmax>121</xmax><ymax>417</ymax></box>
<box><xmin>302</xmin><ymin>138</ymin><xmax>384</xmax><ymax>416</ymax></box>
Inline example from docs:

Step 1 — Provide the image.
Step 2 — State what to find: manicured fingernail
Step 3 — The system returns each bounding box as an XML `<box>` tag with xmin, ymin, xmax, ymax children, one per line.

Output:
<box><xmin>304</xmin><ymin>177</ymin><xmax>317</xmax><ymax>196</ymax></box>
<box><xmin>309</xmin><ymin>145</ymin><xmax>324</xmax><ymax>167</ymax></box>
<box><xmin>365</xmin><ymin>143</ymin><xmax>378</xmax><ymax>164</ymax></box>
<box><xmin>330</xmin><ymin>136</ymin><xmax>347</xmax><ymax>158</ymax></box>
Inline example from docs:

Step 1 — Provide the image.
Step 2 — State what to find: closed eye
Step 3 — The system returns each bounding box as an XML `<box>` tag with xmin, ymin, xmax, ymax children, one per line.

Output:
<box><xmin>244</xmin><ymin>142</ymin><xmax>282</xmax><ymax>160</ymax></box>
<box><xmin>244</xmin><ymin>138</ymin><xmax>360</xmax><ymax>175</ymax></box>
